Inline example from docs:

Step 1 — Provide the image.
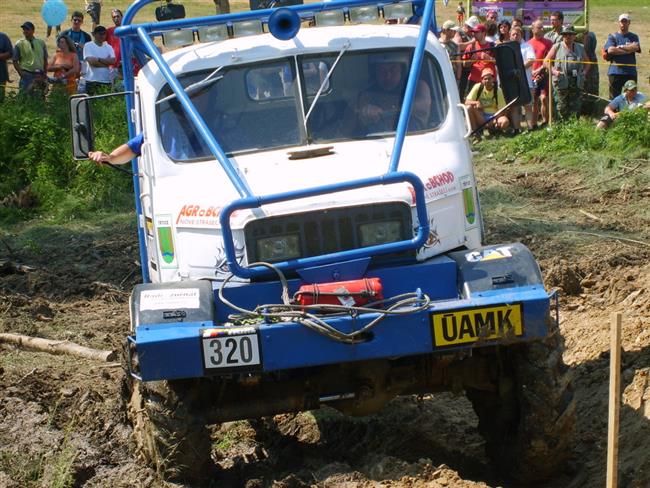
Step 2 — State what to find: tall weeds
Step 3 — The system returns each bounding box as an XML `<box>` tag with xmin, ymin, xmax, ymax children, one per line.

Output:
<box><xmin>0</xmin><ymin>90</ymin><xmax>132</xmax><ymax>223</ymax></box>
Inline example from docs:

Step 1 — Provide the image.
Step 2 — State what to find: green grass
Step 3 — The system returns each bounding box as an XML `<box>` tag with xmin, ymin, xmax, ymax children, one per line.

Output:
<box><xmin>0</xmin><ymin>452</ymin><xmax>45</xmax><ymax>486</ymax></box>
<box><xmin>479</xmin><ymin>110</ymin><xmax>650</xmax><ymax>167</ymax></box>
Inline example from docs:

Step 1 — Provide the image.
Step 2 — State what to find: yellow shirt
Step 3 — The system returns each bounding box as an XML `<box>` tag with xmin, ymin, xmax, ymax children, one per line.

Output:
<box><xmin>467</xmin><ymin>82</ymin><xmax>505</xmax><ymax>115</ymax></box>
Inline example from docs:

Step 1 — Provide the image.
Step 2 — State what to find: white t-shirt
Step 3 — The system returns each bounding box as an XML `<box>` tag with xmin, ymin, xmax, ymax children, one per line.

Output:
<box><xmin>520</xmin><ymin>41</ymin><xmax>536</xmax><ymax>88</ymax></box>
<box><xmin>83</xmin><ymin>41</ymin><xmax>115</xmax><ymax>83</ymax></box>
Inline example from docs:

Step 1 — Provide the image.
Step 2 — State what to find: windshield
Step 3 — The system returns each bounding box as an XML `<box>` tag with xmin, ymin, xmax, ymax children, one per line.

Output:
<box><xmin>155</xmin><ymin>48</ymin><xmax>448</xmax><ymax>161</ymax></box>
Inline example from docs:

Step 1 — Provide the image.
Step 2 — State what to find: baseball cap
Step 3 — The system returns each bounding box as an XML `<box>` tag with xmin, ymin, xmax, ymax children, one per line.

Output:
<box><xmin>481</xmin><ymin>68</ymin><xmax>494</xmax><ymax>79</ymax></box>
<box><xmin>21</xmin><ymin>21</ymin><xmax>35</xmax><ymax>30</ymax></box>
<box><xmin>618</xmin><ymin>13</ymin><xmax>630</xmax><ymax>22</ymax></box>
<box><xmin>473</xmin><ymin>23</ymin><xmax>487</xmax><ymax>33</ymax></box>
<box><xmin>93</xmin><ymin>25</ymin><xmax>107</xmax><ymax>34</ymax></box>
<box><xmin>442</xmin><ymin>20</ymin><xmax>456</xmax><ymax>30</ymax></box>
<box><xmin>465</xmin><ymin>15</ymin><xmax>480</xmax><ymax>30</ymax></box>
<box><xmin>622</xmin><ymin>80</ymin><xmax>637</xmax><ymax>91</ymax></box>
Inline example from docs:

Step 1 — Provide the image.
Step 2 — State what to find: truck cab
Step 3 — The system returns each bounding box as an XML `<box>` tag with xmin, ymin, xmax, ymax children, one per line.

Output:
<box><xmin>136</xmin><ymin>24</ymin><xmax>480</xmax><ymax>284</ymax></box>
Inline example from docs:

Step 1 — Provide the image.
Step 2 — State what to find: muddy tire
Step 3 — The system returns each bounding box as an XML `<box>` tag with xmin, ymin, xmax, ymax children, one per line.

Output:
<box><xmin>127</xmin><ymin>378</ymin><xmax>212</xmax><ymax>482</ymax></box>
<box><xmin>467</xmin><ymin>330</ymin><xmax>575</xmax><ymax>483</ymax></box>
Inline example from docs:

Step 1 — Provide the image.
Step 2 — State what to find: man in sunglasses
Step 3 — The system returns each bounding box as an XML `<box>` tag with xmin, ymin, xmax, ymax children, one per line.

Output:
<box><xmin>61</xmin><ymin>12</ymin><xmax>92</xmax><ymax>61</ymax></box>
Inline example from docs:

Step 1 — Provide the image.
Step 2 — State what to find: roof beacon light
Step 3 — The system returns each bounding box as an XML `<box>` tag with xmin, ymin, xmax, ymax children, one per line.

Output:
<box><xmin>314</xmin><ymin>9</ymin><xmax>346</xmax><ymax>27</ymax></box>
<box><xmin>268</xmin><ymin>8</ymin><xmax>301</xmax><ymax>41</ymax></box>
<box><xmin>349</xmin><ymin>5</ymin><xmax>379</xmax><ymax>23</ymax></box>
<box><xmin>232</xmin><ymin>20</ymin><xmax>264</xmax><ymax>37</ymax></box>
<box><xmin>383</xmin><ymin>2</ymin><xmax>414</xmax><ymax>20</ymax></box>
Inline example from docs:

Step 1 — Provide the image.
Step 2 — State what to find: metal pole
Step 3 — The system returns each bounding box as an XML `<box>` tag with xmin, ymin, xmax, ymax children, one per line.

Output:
<box><xmin>387</xmin><ymin>0</ymin><xmax>435</xmax><ymax>173</ymax></box>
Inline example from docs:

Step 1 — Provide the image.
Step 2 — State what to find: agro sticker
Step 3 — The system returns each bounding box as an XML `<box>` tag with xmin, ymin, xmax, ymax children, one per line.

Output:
<box><xmin>465</xmin><ymin>245</ymin><xmax>513</xmax><ymax>263</ymax></box>
<box><xmin>140</xmin><ymin>288</ymin><xmax>200</xmax><ymax>310</ymax></box>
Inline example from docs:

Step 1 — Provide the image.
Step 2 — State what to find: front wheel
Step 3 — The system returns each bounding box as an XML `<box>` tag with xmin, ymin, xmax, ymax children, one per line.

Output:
<box><xmin>467</xmin><ymin>330</ymin><xmax>576</xmax><ymax>483</ymax></box>
<box><xmin>127</xmin><ymin>378</ymin><xmax>213</xmax><ymax>481</ymax></box>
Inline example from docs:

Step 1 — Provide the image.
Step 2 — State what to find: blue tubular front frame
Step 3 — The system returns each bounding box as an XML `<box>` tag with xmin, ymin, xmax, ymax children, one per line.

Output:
<box><xmin>220</xmin><ymin>172</ymin><xmax>430</xmax><ymax>278</ymax></box>
<box><xmin>117</xmin><ymin>0</ymin><xmax>439</xmax><ymax>281</ymax></box>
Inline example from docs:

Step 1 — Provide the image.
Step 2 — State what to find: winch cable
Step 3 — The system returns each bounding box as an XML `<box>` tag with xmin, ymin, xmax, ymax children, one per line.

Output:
<box><xmin>217</xmin><ymin>262</ymin><xmax>431</xmax><ymax>344</ymax></box>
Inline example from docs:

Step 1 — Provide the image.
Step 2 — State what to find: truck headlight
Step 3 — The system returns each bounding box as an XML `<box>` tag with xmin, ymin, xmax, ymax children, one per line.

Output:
<box><xmin>244</xmin><ymin>202</ymin><xmax>412</xmax><ymax>264</ymax></box>
<box><xmin>358</xmin><ymin>221</ymin><xmax>403</xmax><ymax>247</ymax></box>
<box><xmin>256</xmin><ymin>234</ymin><xmax>301</xmax><ymax>262</ymax></box>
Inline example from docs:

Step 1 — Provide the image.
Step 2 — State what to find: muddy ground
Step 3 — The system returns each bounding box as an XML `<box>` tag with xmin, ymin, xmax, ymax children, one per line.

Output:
<box><xmin>1</xmin><ymin>154</ymin><xmax>649</xmax><ymax>488</ymax></box>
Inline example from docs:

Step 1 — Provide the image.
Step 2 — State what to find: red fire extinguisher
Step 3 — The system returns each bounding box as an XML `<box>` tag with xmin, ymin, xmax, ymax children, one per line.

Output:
<box><xmin>295</xmin><ymin>278</ymin><xmax>383</xmax><ymax>307</ymax></box>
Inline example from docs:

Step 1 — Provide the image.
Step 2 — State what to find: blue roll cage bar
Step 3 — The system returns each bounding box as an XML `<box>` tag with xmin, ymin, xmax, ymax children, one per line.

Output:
<box><xmin>117</xmin><ymin>0</ymin><xmax>439</xmax><ymax>281</ymax></box>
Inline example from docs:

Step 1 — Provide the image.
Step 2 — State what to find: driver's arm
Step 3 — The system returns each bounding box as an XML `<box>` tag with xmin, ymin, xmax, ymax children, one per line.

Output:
<box><xmin>89</xmin><ymin>134</ymin><xmax>143</xmax><ymax>165</ymax></box>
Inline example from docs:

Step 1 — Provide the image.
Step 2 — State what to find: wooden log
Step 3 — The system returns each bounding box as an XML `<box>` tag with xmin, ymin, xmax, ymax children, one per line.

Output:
<box><xmin>606</xmin><ymin>313</ymin><xmax>622</xmax><ymax>488</ymax></box>
<box><xmin>0</xmin><ymin>333</ymin><xmax>117</xmax><ymax>362</ymax></box>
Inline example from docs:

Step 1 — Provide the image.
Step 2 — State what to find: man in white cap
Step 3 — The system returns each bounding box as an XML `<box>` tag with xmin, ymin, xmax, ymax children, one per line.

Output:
<box><xmin>603</xmin><ymin>13</ymin><xmax>641</xmax><ymax>100</ymax></box>
<box><xmin>440</xmin><ymin>20</ymin><xmax>461</xmax><ymax>86</ymax></box>
<box><xmin>596</xmin><ymin>80</ymin><xmax>649</xmax><ymax>129</ymax></box>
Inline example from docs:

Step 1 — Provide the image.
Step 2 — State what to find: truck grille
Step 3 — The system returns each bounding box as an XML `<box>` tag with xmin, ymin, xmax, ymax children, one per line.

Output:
<box><xmin>244</xmin><ymin>202</ymin><xmax>413</xmax><ymax>264</ymax></box>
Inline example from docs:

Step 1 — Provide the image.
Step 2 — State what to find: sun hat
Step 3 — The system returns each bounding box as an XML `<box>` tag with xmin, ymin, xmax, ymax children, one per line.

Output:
<box><xmin>561</xmin><ymin>25</ymin><xmax>577</xmax><ymax>35</ymax></box>
<box><xmin>442</xmin><ymin>20</ymin><xmax>456</xmax><ymax>30</ymax></box>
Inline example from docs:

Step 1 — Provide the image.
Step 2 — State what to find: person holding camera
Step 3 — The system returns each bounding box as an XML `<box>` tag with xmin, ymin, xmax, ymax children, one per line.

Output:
<box><xmin>545</xmin><ymin>25</ymin><xmax>590</xmax><ymax>120</ymax></box>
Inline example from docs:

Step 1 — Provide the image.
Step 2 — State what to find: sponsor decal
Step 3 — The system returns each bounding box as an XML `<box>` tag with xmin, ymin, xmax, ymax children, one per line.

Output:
<box><xmin>156</xmin><ymin>215</ymin><xmax>177</xmax><ymax>268</ymax></box>
<box><xmin>140</xmin><ymin>288</ymin><xmax>200</xmax><ymax>310</ymax></box>
<box><xmin>423</xmin><ymin>171</ymin><xmax>459</xmax><ymax>201</ymax></box>
<box><xmin>407</xmin><ymin>185</ymin><xmax>417</xmax><ymax>205</ymax></box>
<box><xmin>202</xmin><ymin>326</ymin><xmax>256</xmax><ymax>338</ymax></box>
<box><xmin>145</xmin><ymin>216</ymin><xmax>154</xmax><ymax>237</ymax></box>
<box><xmin>465</xmin><ymin>245</ymin><xmax>513</xmax><ymax>263</ymax></box>
<box><xmin>414</xmin><ymin>217</ymin><xmax>440</xmax><ymax>249</ymax></box>
<box><xmin>176</xmin><ymin>204</ymin><xmax>222</xmax><ymax>227</ymax></box>
<box><xmin>460</xmin><ymin>176</ymin><xmax>476</xmax><ymax>228</ymax></box>
<box><xmin>431</xmin><ymin>303</ymin><xmax>524</xmax><ymax>347</ymax></box>
<box><xmin>214</xmin><ymin>240</ymin><xmax>246</xmax><ymax>278</ymax></box>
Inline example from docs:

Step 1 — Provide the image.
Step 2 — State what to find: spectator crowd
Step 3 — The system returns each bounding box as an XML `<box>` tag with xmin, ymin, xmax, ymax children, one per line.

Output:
<box><xmin>0</xmin><ymin>5</ymin><xmax>126</xmax><ymax>99</ymax></box>
<box><xmin>0</xmin><ymin>4</ymin><xmax>647</xmax><ymax>136</ymax></box>
<box><xmin>439</xmin><ymin>9</ymin><xmax>648</xmax><ymax>136</ymax></box>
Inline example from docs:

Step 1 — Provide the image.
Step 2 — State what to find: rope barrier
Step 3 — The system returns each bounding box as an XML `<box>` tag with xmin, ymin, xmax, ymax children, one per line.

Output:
<box><xmin>449</xmin><ymin>58</ymin><xmax>647</xmax><ymax>69</ymax></box>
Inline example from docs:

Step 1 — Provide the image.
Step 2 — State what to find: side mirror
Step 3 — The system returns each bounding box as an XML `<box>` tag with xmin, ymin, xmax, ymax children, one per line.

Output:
<box><xmin>494</xmin><ymin>41</ymin><xmax>532</xmax><ymax>106</ymax></box>
<box><xmin>69</xmin><ymin>94</ymin><xmax>94</xmax><ymax>160</ymax></box>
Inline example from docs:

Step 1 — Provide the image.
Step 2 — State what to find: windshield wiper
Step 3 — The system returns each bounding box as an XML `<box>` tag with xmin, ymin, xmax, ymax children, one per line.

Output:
<box><xmin>156</xmin><ymin>66</ymin><xmax>224</xmax><ymax>105</ymax></box>
<box><xmin>303</xmin><ymin>41</ymin><xmax>350</xmax><ymax>129</ymax></box>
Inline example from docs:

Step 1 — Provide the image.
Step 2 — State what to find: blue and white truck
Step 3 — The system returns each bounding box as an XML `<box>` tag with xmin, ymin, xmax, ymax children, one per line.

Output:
<box><xmin>70</xmin><ymin>0</ymin><xmax>574</xmax><ymax>482</ymax></box>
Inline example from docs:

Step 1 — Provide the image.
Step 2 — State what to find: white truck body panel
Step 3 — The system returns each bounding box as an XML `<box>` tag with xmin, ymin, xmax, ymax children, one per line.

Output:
<box><xmin>134</xmin><ymin>24</ymin><xmax>481</xmax><ymax>282</ymax></box>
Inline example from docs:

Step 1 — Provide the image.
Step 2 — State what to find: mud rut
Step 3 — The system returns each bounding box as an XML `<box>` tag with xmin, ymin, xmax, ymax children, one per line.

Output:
<box><xmin>1</xmin><ymin>167</ymin><xmax>649</xmax><ymax>487</ymax></box>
